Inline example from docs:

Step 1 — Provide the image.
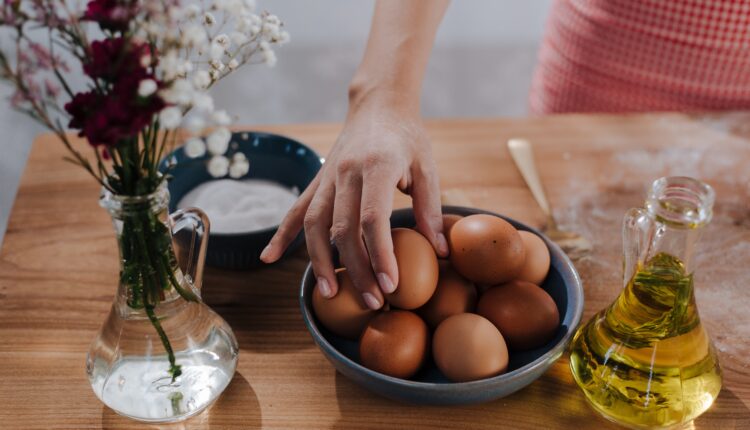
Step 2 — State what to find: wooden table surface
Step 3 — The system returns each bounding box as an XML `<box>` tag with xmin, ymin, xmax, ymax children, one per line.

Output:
<box><xmin>1</xmin><ymin>113</ymin><xmax>749</xmax><ymax>429</ymax></box>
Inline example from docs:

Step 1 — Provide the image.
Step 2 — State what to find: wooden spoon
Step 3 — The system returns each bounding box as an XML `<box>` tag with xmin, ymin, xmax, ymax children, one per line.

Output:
<box><xmin>507</xmin><ymin>138</ymin><xmax>591</xmax><ymax>260</ymax></box>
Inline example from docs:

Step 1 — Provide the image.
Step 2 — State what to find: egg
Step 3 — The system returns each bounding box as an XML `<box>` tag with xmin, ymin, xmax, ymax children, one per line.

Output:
<box><xmin>312</xmin><ymin>269</ymin><xmax>378</xmax><ymax>339</ymax></box>
<box><xmin>385</xmin><ymin>228</ymin><xmax>439</xmax><ymax>309</ymax></box>
<box><xmin>442</xmin><ymin>214</ymin><xmax>463</xmax><ymax>236</ymax></box>
<box><xmin>359</xmin><ymin>310</ymin><xmax>430</xmax><ymax>379</ymax></box>
<box><xmin>477</xmin><ymin>280</ymin><xmax>560</xmax><ymax>350</ymax></box>
<box><xmin>516</xmin><ymin>231</ymin><xmax>551</xmax><ymax>285</ymax></box>
<box><xmin>449</xmin><ymin>214</ymin><xmax>526</xmax><ymax>284</ymax></box>
<box><xmin>418</xmin><ymin>261</ymin><xmax>477</xmax><ymax>328</ymax></box>
<box><xmin>433</xmin><ymin>313</ymin><xmax>509</xmax><ymax>382</ymax></box>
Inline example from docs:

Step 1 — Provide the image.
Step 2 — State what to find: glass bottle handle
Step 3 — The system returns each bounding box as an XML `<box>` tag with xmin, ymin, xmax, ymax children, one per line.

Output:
<box><xmin>622</xmin><ymin>207</ymin><xmax>655</xmax><ymax>288</ymax></box>
<box><xmin>169</xmin><ymin>207</ymin><xmax>210</xmax><ymax>293</ymax></box>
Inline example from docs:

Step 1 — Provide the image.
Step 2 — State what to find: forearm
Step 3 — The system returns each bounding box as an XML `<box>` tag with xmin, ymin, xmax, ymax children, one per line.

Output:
<box><xmin>348</xmin><ymin>0</ymin><xmax>449</xmax><ymax>113</ymax></box>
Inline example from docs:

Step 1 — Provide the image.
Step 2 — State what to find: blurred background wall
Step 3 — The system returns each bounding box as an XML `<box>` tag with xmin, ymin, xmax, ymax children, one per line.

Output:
<box><xmin>0</xmin><ymin>0</ymin><xmax>552</xmax><ymax>245</ymax></box>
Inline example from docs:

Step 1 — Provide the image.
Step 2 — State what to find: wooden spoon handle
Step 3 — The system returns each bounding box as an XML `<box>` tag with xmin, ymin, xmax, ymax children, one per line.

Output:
<box><xmin>507</xmin><ymin>138</ymin><xmax>552</xmax><ymax>218</ymax></box>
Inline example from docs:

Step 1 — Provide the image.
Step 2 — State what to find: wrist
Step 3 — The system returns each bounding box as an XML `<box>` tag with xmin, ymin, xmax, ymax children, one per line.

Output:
<box><xmin>347</xmin><ymin>77</ymin><xmax>421</xmax><ymax>116</ymax></box>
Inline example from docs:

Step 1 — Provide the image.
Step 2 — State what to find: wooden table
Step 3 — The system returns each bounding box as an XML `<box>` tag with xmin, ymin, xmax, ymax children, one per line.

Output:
<box><xmin>1</xmin><ymin>113</ymin><xmax>749</xmax><ymax>429</ymax></box>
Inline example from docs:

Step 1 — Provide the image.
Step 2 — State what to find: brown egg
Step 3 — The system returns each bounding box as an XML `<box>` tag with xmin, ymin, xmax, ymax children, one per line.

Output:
<box><xmin>477</xmin><ymin>280</ymin><xmax>560</xmax><ymax>350</ymax></box>
<box><xmin>385</xmin><ymin>228</ymin><xmax>439</xmax><ymax>310</ymax></box>
<box><xmin>418</xmin><ymin>261</ymin><xmax>477</xmax><ymax>328</ymax></box>
<box><xmin>359</xmin><ymin>310</ymin><xmax>430</xmax><ymax>379</ymax></box>
<box><xmin>312</xmin><ymin>269</ymin><xmax>378</xmax><ymax>339</ymax></box>
<box><xmin>442</xmin><ymin>214</ymin><xmax>463</xmax><ymax>236</ymax></box>
<box><xmin>433</xmin><ymin>313</ymin><xmax>509</xmax><ymax>382</ymax></box>
<box><xmin>449</xmin><ymin>214</ymin><xmax>526</xmax><ymax>284</ymax></box>
<box><xmin>516</xmin><ymin>231</ymin><xmax>551</xmax><ymax>285</ymax></box>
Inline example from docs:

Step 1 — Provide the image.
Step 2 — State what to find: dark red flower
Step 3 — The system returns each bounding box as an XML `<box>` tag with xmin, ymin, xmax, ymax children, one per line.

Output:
<box><xmin>82</xmin><ymin>0</ymin><xmax>137</xmax><ymax>33</ymax></box>
<box><xmin>84</xmin><ymin>37</ymin><xmax>152</xmax><ymax>83</ymax></box>
<box><xmin>65</xmin><ymin>74</ymin><xmax>165</xmax><ymax>147</ymax></box>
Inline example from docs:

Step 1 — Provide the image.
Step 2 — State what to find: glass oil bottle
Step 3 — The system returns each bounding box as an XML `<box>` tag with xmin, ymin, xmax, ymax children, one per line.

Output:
<box><xmin>569</xmin><ymin>177</ymin><xmax>722</xmax><ymax>429</ymax></box>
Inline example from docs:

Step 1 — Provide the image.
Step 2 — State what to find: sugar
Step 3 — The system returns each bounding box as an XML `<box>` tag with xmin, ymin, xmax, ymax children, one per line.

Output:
<box><xmin>177</xmin><ymin>179</ymin><xmax>300</xmax><ymax>234</ymax></box>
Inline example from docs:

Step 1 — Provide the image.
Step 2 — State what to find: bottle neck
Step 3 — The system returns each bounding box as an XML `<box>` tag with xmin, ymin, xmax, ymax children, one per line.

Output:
<box><xmin>100</xmin><ymin>182</ymin><xmax>190</xmax><ymax>311</ymax></box>
<box><xmin>644</xmin><ymin>177</ymin><xmax>714</xmax><ymax>273</ymax></box>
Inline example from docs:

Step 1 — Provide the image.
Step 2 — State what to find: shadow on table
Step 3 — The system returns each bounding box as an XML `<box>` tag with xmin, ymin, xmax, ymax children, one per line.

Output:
<box><xmin>330</xmin><ymin>368</ymin><xmax>621</xmax><ymax>430</ymax></box>
<box><xmin>201</xmin><ymin>249</ymin><xmax>314</xmax><ymax>354</ymax></box>
<box><xmin>331</xmin><ymin>368</ymin><xmax>749</xmax><ymax>429</ymax></box>
<box><xmin>101</xmin><ymin>371</ymin><xmax>261</xmax><ymax>430</ymax></box>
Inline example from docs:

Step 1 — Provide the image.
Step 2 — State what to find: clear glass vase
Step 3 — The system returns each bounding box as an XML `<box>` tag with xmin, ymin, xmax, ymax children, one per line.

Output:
<box><xmin>87</xmin><ymin>181</ymin><xmax>239</xmax><ymax>423</ymax></box>
<box><xmin>569</xmin><ymin>176</ymin><xmax>722</xmax><ymax>429</ymax></box>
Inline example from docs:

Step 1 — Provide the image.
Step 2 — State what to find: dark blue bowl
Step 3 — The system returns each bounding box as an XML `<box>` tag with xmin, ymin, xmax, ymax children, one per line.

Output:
<box><xmin>160</xmin><ymin>131</ymin><xmax>322</xmax><ymax>269</ymax></box>
<box><xmin>300</xmin><ymin>206</ymin><xmax>584</xmax><ymax>405</ymax></box>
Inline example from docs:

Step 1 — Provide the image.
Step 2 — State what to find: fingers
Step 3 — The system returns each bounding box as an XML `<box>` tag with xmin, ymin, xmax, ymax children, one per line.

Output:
<box><xmin>260</xmin><ymin>173</ymin><xmax>321</xmax><ymax>263</ymax></box>
<box><xmin>331</xmin><ymin>166</ymin><xmax>383</xmax><ymax>310</ymax></box>
<box><xmin>304</xmin><ymin>180</ymin><xmax>338</xmax><ymax>299</ymax></box>
<box><xmin>360</xmin><ymin>169</ymin><xmax>399</xmax><ymax>295</ymax></box>
<box><xmin>411</xmin><ymin>160</ymin><xmax>448</xmax><ymax>257</ymax></box>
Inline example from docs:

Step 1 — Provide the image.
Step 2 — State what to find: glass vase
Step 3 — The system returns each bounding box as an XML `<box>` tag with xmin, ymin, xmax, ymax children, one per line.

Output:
<box><xmin>86</xmin><ymin>181</ymin><xmax>239</xmax><ymax>423</ymax></box>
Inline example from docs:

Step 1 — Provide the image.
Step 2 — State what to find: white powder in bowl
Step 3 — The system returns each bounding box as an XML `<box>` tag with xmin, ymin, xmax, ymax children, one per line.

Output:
<box><xmin>177</xmin><ymin>179</ymin><xmax>300</xmax><ymax>234</ymax></box>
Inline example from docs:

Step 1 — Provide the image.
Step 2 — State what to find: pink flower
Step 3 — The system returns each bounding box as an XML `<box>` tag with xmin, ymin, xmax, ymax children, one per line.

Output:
<box><xmin>83</xmin><ymin>0</ymin><xmax>138</xmax><ymax>33</ymax></box>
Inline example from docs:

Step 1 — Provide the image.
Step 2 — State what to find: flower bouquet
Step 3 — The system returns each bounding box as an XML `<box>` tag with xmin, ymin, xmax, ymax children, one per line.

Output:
<box><xmin>0</xmin><ymin>0</ymin><xmax>287</xmax><ymax>422</ymax></box>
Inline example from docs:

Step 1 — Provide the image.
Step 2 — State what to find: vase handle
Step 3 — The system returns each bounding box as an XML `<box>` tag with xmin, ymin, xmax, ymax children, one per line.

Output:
<box><xmin>621</xmin><ymin>207</ymin><xmax>655</xmax><ymax>288</ymax></box>
<box><xmin>170</xmin><ymin>207</ymin><xmax>210</xmax><ymax>293</ymax></box>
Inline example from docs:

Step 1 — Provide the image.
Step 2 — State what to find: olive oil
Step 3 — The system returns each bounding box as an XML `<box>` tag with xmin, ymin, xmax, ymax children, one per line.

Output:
<box><xmin>570</xmin><ymin>253</ymin><xmax>722</xmax><ymax>429</ymax></box>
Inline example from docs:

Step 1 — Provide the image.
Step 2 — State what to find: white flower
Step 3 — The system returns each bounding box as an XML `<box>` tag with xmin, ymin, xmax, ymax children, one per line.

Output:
<box><xmin>259</xmin><ymin>40</ymin><xmax>270</xmax><ymax>51</ymax></box>
<box><xmin>232</xmin><ymin>151</ymin><xmax>247</xmax><ymax>162</ymax></box>
<box><xmin>137</xmin><ymin>79</ymin><xmax>157</xmax><ymax>97</ymax></box>
<box><xmin>193</xmin><ymin>70</ymin><xmax>212</xmax><ymax>89</ymax></box>
<box><xmin>210</xmin><ymin>42</ymin><xmax>225</xmax><ymax>61</ymax></box>
<box><xmin>208</xmin><ymin>155</ymin><xmax>230</xmax><ymax>177</ymax></box>
<box><xmin>230</xmin><ymin>31</ymin><xmax>249</xmax><ymax>46</ymax></box>
<box><xmin>140</xmin><ymin>53</ymin><xmax>152</xmax><ymax>68</ymax></box>
<box><xmin>249</xmin><ymin>24</ymin><xmax>261</xmax><ymax>35</ymax></box>
<box><xmin>207</xmin><ymin>127</ymin><xmax>231</xmax><ymax>155</ymax></box>
<box><xmin>228</xmin><ymin>58</ymin><xmax>239</xmax><ymax>70</ymax></box>
<box><xmin>161</xmin><ymin>78</ymin><xmax>193</xmax><ymax>105</ymax></box>
<box><xmin>212</xmin><ymin>110</ymin><xmax>232</xmax><ymax>125</ymax></box>
<box><xmin>204</xmin><ymin>12</ymin><xmax>216</xmax><ymax>26</ymax></box>
<box><xmin>262</xmin><ymin>22</ymin><xmax>280</xmax><ymax>39</ymax></box>
<box><xmin>277</xmin><ymin>30</ymin><xmax>290</xmax><ymax>44</ymax></box>
<box><xmin>184</xmin><ymin>115</ymin><xmax>206</xmax><ymax>134</ymax></box>
<box><xmin>183</xmin><ymin>24</ymin><xmax>208</xmax><ymax>47</ymax></box>
<box><xmin>184</xmin><ymin>138</ymin><xmax>207</xmax><ymax>158</ymax></box>
<box><xmin>262</xmin><ymin>49</ymin><xmax>277</xmax><ymax>66</ymax></box>
<box><xmin>185</xmin><ymin>4</ymin><xmax>201</xmax><ymax>19</ymax></box>
<box><xmin>159</xmin><ymin>107</ymin><xmax>182</xmax><ymax>129</ymax></box>
<box><xmin>192</xmin><ymin>92</ymin><xmax>215</xmax><ymax>112</ymax></box>
<box><xmin>214</xmin><ymin>34</ymin><xmax>230</xmax><ymax>48</ymax></box>
<box><xmin>210</xmin><ymin>69</ymin><xmax>221</xmax><ymax>80</ymax></box>
<box><xmin>210</xmin><ymin>59</ymin><xmax>225</xmax><ymax>71</ymax></box>
<box><xmin>229</xmin><ymin>157</ymin><xmax>250</xmax><ymax>178</ymax></box>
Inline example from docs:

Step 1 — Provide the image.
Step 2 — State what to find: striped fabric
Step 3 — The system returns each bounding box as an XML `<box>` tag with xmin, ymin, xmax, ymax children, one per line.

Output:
<box><xmin>530</xmin><ymin>0</ymin><xmax>750</xmax><ymax>113</ymax></box>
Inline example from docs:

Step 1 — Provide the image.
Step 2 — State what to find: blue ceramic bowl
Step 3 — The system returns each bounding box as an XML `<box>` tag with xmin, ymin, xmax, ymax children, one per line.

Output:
<box><xmin>300</xmin><ymin>206</ymin><xmax>584</xmax><ymax>405</ymax></box>
<box><xmin>160</xmin><ymin>131</ymin><xmax>322</xmax><ymax>269</ymax></box>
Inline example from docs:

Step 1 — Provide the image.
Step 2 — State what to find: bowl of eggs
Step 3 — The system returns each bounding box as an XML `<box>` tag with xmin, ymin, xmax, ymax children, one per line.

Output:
<box><xmin>299</xmin><ymin>206</ymin><xmax>583</xmax><ymax>405</ymax></box>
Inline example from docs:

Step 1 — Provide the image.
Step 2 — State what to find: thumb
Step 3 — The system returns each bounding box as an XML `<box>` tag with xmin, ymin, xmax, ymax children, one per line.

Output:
<box><xmin>410</xmin><ymin>162</ymin><xmax>448</xmax><ymax>257</ymax></box>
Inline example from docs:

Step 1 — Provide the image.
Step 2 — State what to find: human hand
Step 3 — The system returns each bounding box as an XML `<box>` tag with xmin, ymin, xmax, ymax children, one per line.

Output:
<box><xmin>260</xmin><ymin>97</ymin><xmax>448</xmax><ymax>309</ymax></box>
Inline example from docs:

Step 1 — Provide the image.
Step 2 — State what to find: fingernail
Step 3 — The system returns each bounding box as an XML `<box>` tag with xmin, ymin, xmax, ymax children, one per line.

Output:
<box><xmin>436</xmin><ymin>233</ymin><xmax>449</xmax><ymax>256</ymax></box>
<box><xmin>377</xmin><ymin>273</ymin><xmax>396</xmax><ymax>294</ymax></box>
<box><xmin>362</xmin><ymin>293</ymin><xmax>381</xmax><ymax>310</ymax></box>
<box><xmin>317</xmin><ymin>277</ymin><xmax>332</xmax><ymax>298</ymax></box>
<box><xmin>259</xmin><ymin>244</ymin><xmax>272</xmax><ymax>262</ymax></box>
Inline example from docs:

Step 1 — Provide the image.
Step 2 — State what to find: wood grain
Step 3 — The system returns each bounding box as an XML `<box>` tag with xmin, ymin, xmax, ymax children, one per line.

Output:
<box><xmin>1</xmin><ymin>113</ymin><xmax>750</xmax><ymax>429</ymax></box>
